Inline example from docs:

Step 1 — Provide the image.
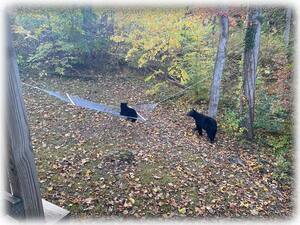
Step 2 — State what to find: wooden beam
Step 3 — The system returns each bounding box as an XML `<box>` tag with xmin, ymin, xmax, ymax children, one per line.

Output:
<box><xmin>5</xmin><ymin>192</ymin><xmax>70</xmax><ymax>221</ymax></box>
<box><xmin>4</xmin><ymin>191</ymin><xmax>25</xmax><ymax>218</ymax></box>
<box><xmin>7</xmin><ymin>17</ymin><xmax>45</xmax><ymax>219</ymax></box>
<box><xmin>42</xmin><ymin>199</ymin><xmax>70</xmax><ymax>222</ymax></box>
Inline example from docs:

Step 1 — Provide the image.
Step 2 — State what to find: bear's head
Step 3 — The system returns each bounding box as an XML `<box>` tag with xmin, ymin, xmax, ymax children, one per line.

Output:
<box><xmin>120</xmin><ymin>102</ymin><xmax>128</xmax><ymax>109</ymax></box>
<box><xmin>186</xmin><ymin>108</ymin><xmax>196</xmax><ymax>117</ymax></box>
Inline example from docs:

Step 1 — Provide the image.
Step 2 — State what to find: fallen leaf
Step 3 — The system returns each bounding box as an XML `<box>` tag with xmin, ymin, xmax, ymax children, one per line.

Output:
<box><xmin>250</xmin><ymin>209</ymin><xmax>259</xmax><ymax>215</ymax></box>
<box><xmin>178</xmin><ymin>207</ymin><xmax>186</xmax><ymax>214</ymax></box>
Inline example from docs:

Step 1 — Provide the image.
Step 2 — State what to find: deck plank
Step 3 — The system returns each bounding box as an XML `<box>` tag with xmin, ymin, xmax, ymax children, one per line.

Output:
<box><xmin>42</xmin><ymin>199</ymin><xmax>70</xmax><ymax>222</ymax></box>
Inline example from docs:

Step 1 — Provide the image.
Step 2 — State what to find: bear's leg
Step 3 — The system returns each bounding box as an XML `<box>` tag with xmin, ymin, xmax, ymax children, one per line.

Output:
<box><xmin>208</xmin><ymin>129</ymin><xmax>216</xmax><ymax>143</ymax></box>
<box><xmin>198</xmin><ymin>128</ymin><xmax>203</xmax><ymax>136</ymax></box>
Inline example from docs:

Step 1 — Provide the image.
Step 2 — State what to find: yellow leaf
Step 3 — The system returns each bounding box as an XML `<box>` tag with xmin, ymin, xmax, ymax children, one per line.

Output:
<box><xmin>144</xmin><ymin>74</ymin><xmax>155</xmax><ymax>82</ymax></box>
<box><xmin>178</xmin><ymin>207</ymin><xmax>186</xmax><ymax>214</ymax></box>
<box><xmin>47</xmin><ymin>186</ymin><xmax>53</xmax><ymax>191</ymax></box>
<box><xmin>129</xmin><ymin>197</ymin><xmax>135</xmax><ymax>204</ymax></box>
<box><xmin>85</xmin><ymin>169</ymin><xmax>92</xmax><ymax>177</ymax></box>
<box><xmin>124</xmin><ymin>201</ymin><xmax>132</xmax><ymax>208</ymax></box>
<box><xmin>263</xmin><ymin>186</ymin><xmax>269</xmax><ymax>192</ymax></box>
<box><xmin>241</xmin><ymin>201</ymin><xmax>249</xmax><ymax>208</ymax></box>
<box><xmin>180</xmin><ymin>69</ymin><xmax>189</xmax><ymax>82</ymax></box>
<box><xmin>250</xmin><ymin>209</ymin><xmax>259</xmax><ymax>215</ymax></box>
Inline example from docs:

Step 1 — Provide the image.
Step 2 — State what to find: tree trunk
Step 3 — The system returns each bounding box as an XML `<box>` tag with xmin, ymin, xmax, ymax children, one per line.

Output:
<box><xmin>7</xmin><ymin>17</ymin><xmax>45</xmax><ymax>219</ymax></box>
<box><xmin>82</xmin><ymin>7</ymin><xmax>93</xmax><ymax>32</ymax></box>
<box><xmin>284</xmin><ymin>8</ymin><xmax>292</xmax><ymax>48</ymax></box>
<box><xmin>211</xmin><ymin>15</ymin><xmax>217</xmax><ymax>35</ymax></box>
<box><xmin>208</xmin><ymin>10</ymin><xmax>229</xmax><ymax>119</ymax></box>
<box><xmin>81</xmin><ymin>7</ymin><xmax>94</xmax><ymax>67</ymax></box>
<box><xmin>242</xmin><ymin>7</ymin><xmax>262</xmax><ymax>140</ymax></box>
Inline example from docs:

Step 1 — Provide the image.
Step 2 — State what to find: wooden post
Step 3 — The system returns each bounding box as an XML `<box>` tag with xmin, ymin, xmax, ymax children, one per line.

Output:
<box><xmin>6</xmin><ymin>172</ymin><xmax>11</xmax><ymax>193</ymax></box>
<box><xmin>6</xmin><ymin>17</ymin><xmax>45</xmax><ymax>219</ymax></box>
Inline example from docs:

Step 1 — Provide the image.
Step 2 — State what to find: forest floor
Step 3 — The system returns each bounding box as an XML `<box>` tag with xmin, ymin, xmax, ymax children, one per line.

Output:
<box><xmin>22</xmin><ymin>70</ymin><xmax>293</xmax><ymax>220</ymax></box>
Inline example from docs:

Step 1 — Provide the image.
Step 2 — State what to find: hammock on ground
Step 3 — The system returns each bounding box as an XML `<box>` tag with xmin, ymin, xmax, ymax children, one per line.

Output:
<box><xmin>22</xmin><ymin>83</ymin><xmax>157</xmax><ymax>122</ymax></box>
<box><xmin>22</xmin><ymin>76</ymin><xmax>207</xmax><ymax>122</ymax></box>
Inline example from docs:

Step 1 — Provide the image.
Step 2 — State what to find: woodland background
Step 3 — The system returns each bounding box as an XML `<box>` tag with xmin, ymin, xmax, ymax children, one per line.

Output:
<box><xmin>10</xmin><ymin>7</ymin><xmax>294</xmax><ymax>218</ymax></box>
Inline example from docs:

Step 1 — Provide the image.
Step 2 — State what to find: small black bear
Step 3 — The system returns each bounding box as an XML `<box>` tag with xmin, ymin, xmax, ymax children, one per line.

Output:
<box><xmin>120</xmin><ymin>102</ymin><xmax>138</xmax><ymax>122</ymax></box>
<box><xmin>187</xmin><ymin>109</ymin><xmax>217</xmax><ymax>143</ymax></box>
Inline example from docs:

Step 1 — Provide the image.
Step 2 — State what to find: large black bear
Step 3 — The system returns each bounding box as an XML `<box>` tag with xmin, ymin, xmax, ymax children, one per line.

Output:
<box><xmin>120</xmin><ymin>102</ymin><xmax>138</xmax><ymax>122</ymax></box>
<box><xmin>187</xmin><ymin>109</ymin><xmax>217</xmax><ymax>143</ymax></box>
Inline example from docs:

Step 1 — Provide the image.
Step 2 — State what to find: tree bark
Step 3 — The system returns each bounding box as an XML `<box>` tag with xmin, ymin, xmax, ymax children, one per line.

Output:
<box><xmin>284</xmin><ymin>8</ymin><xmax>292</xmax><ymax>48</ymax></box>
<box><xmin>81</xmin><ymin>7</ymin><xmax>96</xmax><ymax>68</ymax></box>
<box><xmin>211</xmin><ymin>15</ymin><xmax>217</xmax><ymax>35</ymax></box>
<box><xmin>208</xmin><ymin>10</ymin><xmax>229</xmax><ymax>119</ymax></box>
<box><xmin>7</xmin><ymin>17</ymin><xmax>45</xmax><ymax>219</ymax></box>
<box><xmin>82</xmin><ymin>7</ymin><xmax>93</xmax><ymax>32</ymax></box>
<box><xmin>242</xmin><ymin>7</ymin><xmax>262</xmax><ymax>140</ymax></box>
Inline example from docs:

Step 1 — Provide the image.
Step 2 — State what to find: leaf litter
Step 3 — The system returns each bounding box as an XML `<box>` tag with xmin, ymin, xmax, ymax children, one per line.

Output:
<box><xmin>22</xmin><ymin>71</ymin><xmax>293</xmax><ymax>219</ymax></box>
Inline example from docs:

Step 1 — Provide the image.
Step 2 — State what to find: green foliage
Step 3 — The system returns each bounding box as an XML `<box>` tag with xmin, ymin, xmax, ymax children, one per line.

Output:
<box><xmin>255</xmin><ymin>89</ymin><xmax>292</xmax><ymax>182</ymax></box>
<box><xmin>27</xmin><ymin>41</ymin><xmax>76</xmax><ymax>76</ymax></box>
<box><xmin>267</xmin><ymin>134</ymin><xmax>292</xmax><ymax>157</ymax></box>
<box><xmin>220</xmin><ymin>109</ymin><xmax>246</xmax><ymax>137</ymax></box>
<box><xmin>145</xmin><ymin>81</ymin><xmax>180</xmax><ymax>103</ymax></box>
<box><xmin>12</xmin><ymin>8</ymin><xmax>115</xmax><ymax>76</ymax></box>
<box><xmin>256</xmin><ymin>93</ymin><xmax>292</xmax><ymax>158</ymax></box>
<box><xmin>244</xmin><ymin>12</ymin><xmax>263</xmax><ymax>51</ymax></box>
<box><xmin>244</xmin><ymin>26</ymin><xmax>256</xmax><ymax>51</ymax></box>
<box><xmin>186</xmin><ymin>74</ymin><xmax>211</xmax><ymax>102</ymax></box>
<box><xmin>254</xmin><ymin>91</ymin><xmax>287</xmax><ymax>133</ymax></box>
<box><xmin>273</xmin><ymin>155</ymin><xmax>292</xmax><ymax>182</ymax></box>
<box><xmin>260</xmin><ymin>30</ymin><xmax>287</xmax><ymax>65</ymax></box>
<box><xmin>112</xmin><ymin>8</ymin><xmax>215</xmax><ymax>86</ymax></box>
<box><xmin>145</xmin><ymin>82</ymin><xmax>165</xmax><ymax>96</ymax></box>
<box><xmin>261</xmin><ymin>8</ymin><xmax>286</xmax><ymax>33</ymax></box>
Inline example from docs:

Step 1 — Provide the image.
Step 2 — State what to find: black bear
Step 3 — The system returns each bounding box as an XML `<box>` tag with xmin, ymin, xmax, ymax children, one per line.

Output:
<box><xmin>120</xmin><ymin>102</ymin><xmax>138</xmax><ymax>122</ymax></box>
<box><xmin>187</xmin><ymin>109</ymin><xmax>217</xmax><ymax>143</ymax></box>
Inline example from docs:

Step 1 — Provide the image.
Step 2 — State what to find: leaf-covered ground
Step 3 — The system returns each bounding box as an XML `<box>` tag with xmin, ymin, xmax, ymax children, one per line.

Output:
<box><xmin>22</xmin><ymin>71</ymin><xmax>293</xmax><ymax>220</ymax></box>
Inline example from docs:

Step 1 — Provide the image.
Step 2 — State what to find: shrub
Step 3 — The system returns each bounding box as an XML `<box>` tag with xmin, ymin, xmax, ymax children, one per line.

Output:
<box><xmin>219</xmin><ymin>109</ymin><xmax>246</xmax><ymax>137</ymax></box>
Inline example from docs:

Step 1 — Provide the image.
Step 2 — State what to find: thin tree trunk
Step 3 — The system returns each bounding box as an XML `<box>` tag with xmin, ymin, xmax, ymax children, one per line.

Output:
<box><xmin>284</xmin><ymin>8</ymin><xmax>292</xmax><ymax>48</ymax></box>
<box><xmin>82</xmin><ymin>7</ymin><xmax>93</xmax><ymax>31</ymax></box>
<box><xmin>7</xmin><ymin>17</ymin><xmax>44</xmax><ymax>219</ymax></box>
<box><xmin>242</xmin><ymin>7</ymin><xmax>262</xmax><ymax>140</ymax></box>
<box><xmin>81</xmin><ymin>7</ymin><xmax>94</xmax><ymax>68</ymax></box>
<box><xmin>208</xmin><ymin>9</ymin><xmax>229</xmax><ymax>119</ymax></box>
<box><xmin>211</xmin><ymin>15</ymin><xmax>217</xmax><ymax>36</ymax></box>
